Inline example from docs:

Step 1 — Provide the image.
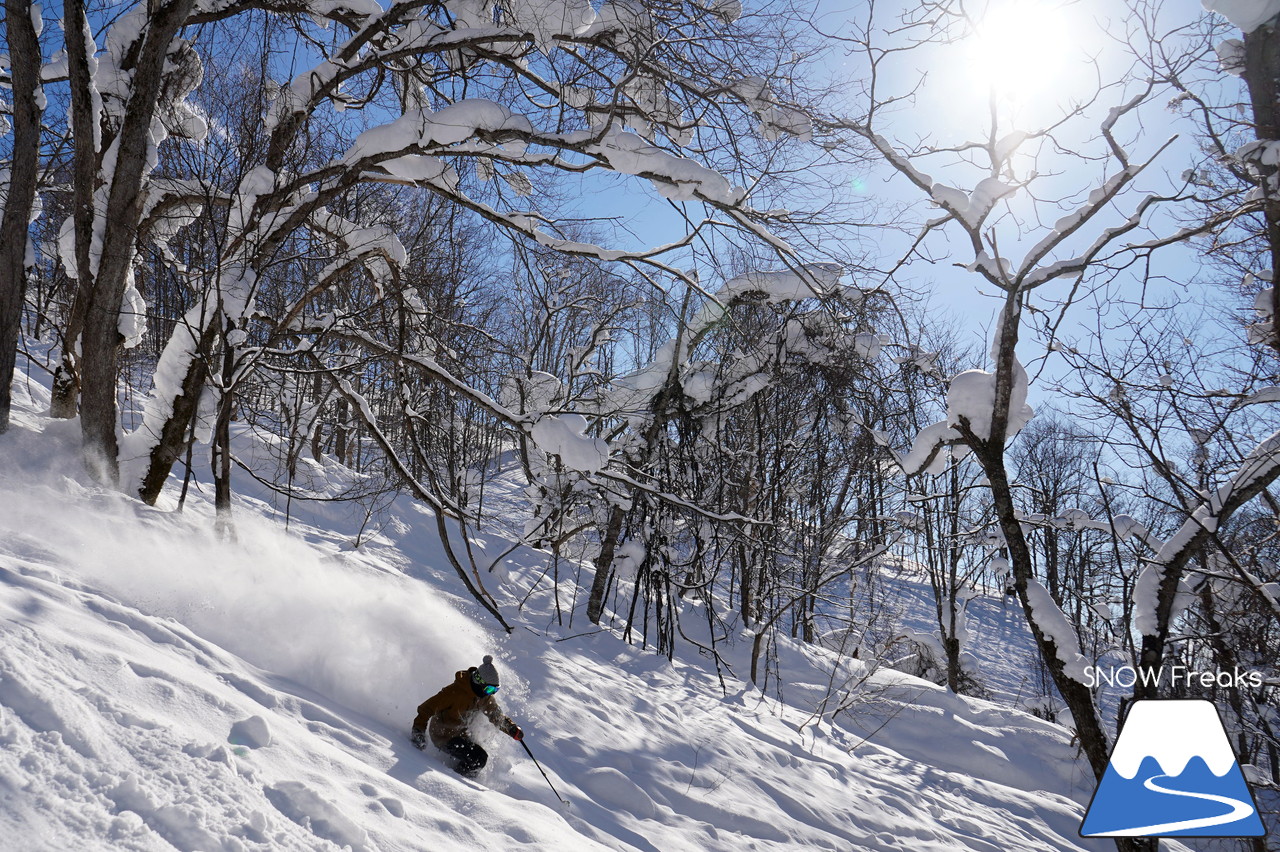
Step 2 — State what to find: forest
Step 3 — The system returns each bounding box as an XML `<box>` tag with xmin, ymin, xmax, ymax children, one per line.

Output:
<box><xmin>1</xmin><ymin>1</ymin><xmax>1278</xmax><ymax>849</ymax></box>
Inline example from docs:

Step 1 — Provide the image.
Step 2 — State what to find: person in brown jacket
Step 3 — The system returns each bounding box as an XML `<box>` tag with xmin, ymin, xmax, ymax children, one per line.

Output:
<box><xmin>411</xmin><ymin>655</ymin><xmax>523</xmax><ymax>777</ymax></box>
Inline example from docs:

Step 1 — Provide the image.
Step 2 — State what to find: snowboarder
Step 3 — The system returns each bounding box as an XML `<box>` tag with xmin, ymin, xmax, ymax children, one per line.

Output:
<box><xmin>411</xmin><ymin>655</ymin><xmax>523</xmax><ymax>777</ymax></box>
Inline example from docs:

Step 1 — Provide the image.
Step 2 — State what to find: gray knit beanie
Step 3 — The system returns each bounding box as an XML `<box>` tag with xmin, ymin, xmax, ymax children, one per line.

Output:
<box><xmin>475</xmin><ymin>654</ymin><xmax>500</xmax><ymax>687</ymax></box>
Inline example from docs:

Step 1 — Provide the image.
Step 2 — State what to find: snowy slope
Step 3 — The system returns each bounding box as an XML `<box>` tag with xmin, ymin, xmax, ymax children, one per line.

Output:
<box><xmin>0</xmin><ymin>373</ymin><xmax>1195</xmax><ymax>852</ymax></box>
<box><xmin>876</xmin><ymin>561</ymin><xmax>1050</xmax><ymax>707</ymax></box>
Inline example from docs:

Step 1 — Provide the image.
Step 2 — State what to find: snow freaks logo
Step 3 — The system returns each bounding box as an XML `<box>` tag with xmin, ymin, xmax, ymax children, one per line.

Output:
<box><xmin>1082</xmin><ymin>665</ymin><xmax>1263</xmax><ymax>690</ymax></box>
<box><xmin>1079</xmin><ymin>700</ymin><xmax>1266</xmax><ymax>838</ymax></box>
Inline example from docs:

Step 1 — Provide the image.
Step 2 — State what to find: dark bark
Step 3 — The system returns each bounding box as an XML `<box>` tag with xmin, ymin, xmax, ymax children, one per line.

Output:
<box><xmin>137</xmin><ymin>319</ymin><xmax>220</xmax><ymax>504</ymax></box>
<box><xmin>587</xmin><ymin>356</ymin><xmax>685</xmax><ymax>625</ymax></box>
<box><xmin>1245</xmin><ymin>21</ymin><xmax>1280</xmax><ymax>358</ymax></box>
<box><xmin>0</xmin><ymin>0</ymin><xmax>44</xmax><ymax>433</ymax></box>
<box><xmin>968</xmin><ymin>296</ymin><xmax>1113</xmax><ymax>781</ymax></box>
<box><xmin>76</xmin><ymin>0</ymin><xmax>197</xmax><ymax>481</ymax></box>
<box><xmin>945</xmin><ymin>468</ymin><xmax>963</xmax><ymax>693</ymax></box>
<box><xmin>985</xmin><ymin>448</ymin><xmax>1160</xmax><ymax>852</ymax></box>
<box><xmin>973</xmin><ymin>301</ymin><xmax>1163</xmax><ymax>852</ymax></box>
<box><xmin>982</xmin><ymin>454</ymin><xmax>1112</xmax><ymax>779</ymax></box>
<box><xmin>333</xmin><ymin>396</ymin><xmax>349</xmax><ymax>464</ymax></box>
<box><xmin>587</xmin><ymin>503</ymin><xmax>626</xmax><ymax>624</ymax></box>
<box><xmin>51</xmin><ymin>0</ymin><xmax>100</xmax><ymax>420</ymax></box>
<box><xmin>736</xmin><ymin>540</ymin><xmax>752</xmax><ymax>625</ymax></box>
<box><xmin>212</xmin><ymin>322</ymin><xmax>236</xmax><ymax>539</ymax></box>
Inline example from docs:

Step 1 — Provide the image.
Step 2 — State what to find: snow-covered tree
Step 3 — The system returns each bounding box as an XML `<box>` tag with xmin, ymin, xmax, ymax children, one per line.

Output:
<box><xmin>821</xmin><ymin>4</ymin><xmax>1280</xmax><ymax>837</ymax></box>
<box><xmin>15</xmin><ymin>0</ymin><xmax>834</xmax><ymax>496</ymax></box>
<box><xmin>0</xmin><ymin>0</ymin><xmax>45</xmax><ymax>433</ymax></box>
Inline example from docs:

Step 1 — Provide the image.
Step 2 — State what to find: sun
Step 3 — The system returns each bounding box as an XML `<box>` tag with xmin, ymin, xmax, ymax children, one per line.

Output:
<box><xmin>968</xmin><ymin>1</ymin><xmax>1074</xmax><ymax>104</ymax></box>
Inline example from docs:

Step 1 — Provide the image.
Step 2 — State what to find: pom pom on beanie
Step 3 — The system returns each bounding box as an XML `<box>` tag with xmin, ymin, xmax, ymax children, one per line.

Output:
<box><xmin>476</xmin><ymin>654</ymin><xmax>500</xmax><ymax>687</ymax></box>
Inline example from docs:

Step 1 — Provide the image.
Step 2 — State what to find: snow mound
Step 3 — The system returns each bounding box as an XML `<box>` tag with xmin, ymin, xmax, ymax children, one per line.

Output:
<box><xmin>230</xmin><ymin>716</ymin><xmax>273</xmax><ymax>749</ymax></box>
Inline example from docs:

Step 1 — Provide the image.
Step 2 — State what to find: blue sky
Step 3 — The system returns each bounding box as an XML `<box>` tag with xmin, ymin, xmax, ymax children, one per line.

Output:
<box><xmin>559</xmin><ymin>0</ymin><xmax>1238</xmax><ymax>369</ymax></box>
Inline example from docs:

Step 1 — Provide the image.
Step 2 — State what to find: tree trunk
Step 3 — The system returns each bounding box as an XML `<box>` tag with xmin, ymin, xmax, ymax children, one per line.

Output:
<box><xmin>985</xmin><ymin>459</ymin><xmax>1113</xmax><ymax>775</ymax></box>
<box><xmin>587</xmin><ymin>503</ymin><xmax>626</xmax><ymax>624</ymax></box>
<box><xmin>212</xmin><ymin>323</ymin><xmax>236</xmax><ymax>539</ymax></box>
<box><xmin>308</xmin><ymin>371</ymin><xmax>325</xmax><ymax>461</ymax></box>
<box><xmin>213</xmin><ymin>403</ymin><xmax>235</xmax><ymax>539</ymax></box>
<box><xmin>137</xmin><ymin>317</ymin><xmax>220</xmax><ymax>504</ymax></box>
<box><xmin>0</xmin><ymin>0</ymin><xmax>44</xmax><ymax>433</ymax></box>
<box><xmin>51</xmin><ymin>0</ymin><xmax>99</xmax><ymax>421</ymax></box>
<box><xmin>974</xmin><ymin>297</ymin><xmax>1114</xmax><ymax>785</ymax></box>
<box><xmin>1245</xmin><ymin>21</ymin><xmax>1280</xmax><ymax>358</ymax></box>
<box><xmin>75</xmin><ymin>0</ymin><xmax>197</xmax><ymax>481</ymax></box>
<box><xmin>334</xmin><ymin>396</ymin><xmax>349</xmax><ymax>465</ymax></box>
<box><xmin>945</xmin><ymin>464</ymin><xmax>963</xmax><ymax>692</ymax></box>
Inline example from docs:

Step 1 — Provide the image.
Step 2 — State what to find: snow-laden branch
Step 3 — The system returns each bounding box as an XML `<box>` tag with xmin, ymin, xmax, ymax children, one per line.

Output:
<box><xmin>342</xmin><ymin>98</ymin><xmax>748</xmax><ymax>206</ymax></box>
<box><xmin>1130</xmin><ymin>427</ymin><xmax>1280</xmax><ymax>632</ymax></box>
<box><xmin>896</xmin><ymin>353</ymin><xmax>1033</xmax><ymax>477</ymax></box>
<box><xmin>1203</xmin><ymin>0</ymin><xmax>1280</xmax><ymax>33</ymax></box>
<box><xmin>1024</xmin><ymin>577</ymin><xmax>1091</xmax><ymax>681</ymax></box>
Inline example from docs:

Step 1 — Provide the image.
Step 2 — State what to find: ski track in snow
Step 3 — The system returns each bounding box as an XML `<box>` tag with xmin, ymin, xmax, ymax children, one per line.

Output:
<box><xmin>0</xmin><ymin>363</ymin><xmax>1216</xmax><ymax>851</ymax></box>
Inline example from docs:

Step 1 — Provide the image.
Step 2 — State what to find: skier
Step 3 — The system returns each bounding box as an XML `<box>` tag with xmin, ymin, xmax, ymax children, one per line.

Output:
<box><xmin>411</xmin><ymin>655</ymin><xmax>523</xmax><ymax>777</ymax></box>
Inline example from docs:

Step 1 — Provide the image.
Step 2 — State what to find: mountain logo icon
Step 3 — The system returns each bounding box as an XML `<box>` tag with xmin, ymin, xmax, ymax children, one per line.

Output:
<box><xmin>1080</xmin><ymin>699</ymin><xmax>1265</xmax><ymax>837</ymax></box>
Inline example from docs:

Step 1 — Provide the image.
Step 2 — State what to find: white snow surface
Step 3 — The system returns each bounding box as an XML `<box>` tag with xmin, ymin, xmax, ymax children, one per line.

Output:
<box><xmin>0</xmin><ymin>370</ymin><xmax>1159</xmax><ymax>852</ymax></box>
<box><xmin>1108</xmin><ymin>700</ymin><xmax>1238</xmax><ymax>780</ymax></box>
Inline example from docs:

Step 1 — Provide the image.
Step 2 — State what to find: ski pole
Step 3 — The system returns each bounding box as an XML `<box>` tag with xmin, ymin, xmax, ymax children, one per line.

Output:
<box><xmin>520</xmin><ymin>739</ymin><xmax>569</xmax><ymax>807</ymax></box>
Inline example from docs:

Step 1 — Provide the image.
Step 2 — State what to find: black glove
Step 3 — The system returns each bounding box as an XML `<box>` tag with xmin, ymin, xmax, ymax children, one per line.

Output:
<box><xmin>509</xmin><ymin>724</ymin><xmax>524</xmax><ymax>741</ymax></box>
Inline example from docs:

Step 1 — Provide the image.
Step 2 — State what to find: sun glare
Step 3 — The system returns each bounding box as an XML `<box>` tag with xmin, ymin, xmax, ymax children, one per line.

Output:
<box><xmin>969</xmin><ymin>2</ymin><xmax>1073</xmax><ymax>104</ymax></box>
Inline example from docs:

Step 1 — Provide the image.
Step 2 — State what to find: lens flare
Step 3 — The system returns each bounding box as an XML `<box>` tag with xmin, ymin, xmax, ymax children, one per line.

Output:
<box><xmin>969</xmin><ymin>1</ymin><xmax>1072</xmax><ymax>103</ymax></box>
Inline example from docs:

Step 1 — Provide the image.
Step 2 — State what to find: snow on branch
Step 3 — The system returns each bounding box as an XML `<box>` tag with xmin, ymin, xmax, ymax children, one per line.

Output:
<box><xmin>505</xmin><ymin>0</ymin><xmax>595</xmax><ymax>53</ymax></box>
<box><xmin>729</xmin><ymin>76</ymin><xmax>814</xmax><ymax>143</ymax></box>
<box><xmin>335</xmin><ymin>328</ymin><xmax>529</xmax><ymax>427</ymax></box>
<box><xmin>590</xmin><ymin>129</ymin><xmax>744</xmax><ymax>204</ymax></box>
<box><xmin>607</xmin><ymin>263</ymin><xmax>848</xmax><ymax>417</ymax></box>
<box><xmin>895</xmin><ymin>356</ymin><xmax>1034</xmax><ymax>477</ymax></box>
<box><xmin>306</xmin><ymin>208</ymin><xmax>408</xmax><ymax>298</ymax></box>
<box><xmin>1132</xmin><ymin>427</ymin><xmax>1280</xmax><ymax>635</ymax></box>
<box><xmin>928</xmin><ymin>176</ymin><xmax>1017</xmax><ymax>230</ymax></box>
<box><xmin>342</xmin><ymin>96</ymin><xmax>747</xmax><ymax>207</ymax></box>
<box><xmin>896</xmin><ymin>419</ymin><xmax>961</xmax><ymax>478</ymax></box>
<box><xmin>1151</xmin><ymin>428</ymin><xmax>1280</xmax><ymax>566</ymax></box>
<box><xmin>344</xmin><ymin>100</ymin><xmax>535</xmax><ymax>161</ymax></box>
<box><xmin>529</xmin><ymin>413</ymin><xmax>609</xmax><ymax>473</ymax></box>
<box><xmin>1025</xmin><ymin>577</ymin><xmax>1091</xmax><ymax>682</ymax></box>
<box><xmin>1203</xmin><ymin>0</ymin><xmax>1280</xmax><ymax>32</ymax></box>
<box><xmin>946</xmin><ymin>357</ymin><xmax>1033</xmax><ymax>443</ymax></box>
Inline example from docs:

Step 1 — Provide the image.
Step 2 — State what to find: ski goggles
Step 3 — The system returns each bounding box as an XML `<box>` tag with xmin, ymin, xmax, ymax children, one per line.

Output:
<box><xmin>471</xmin><ymin>672</ymin><xmax>498</xmax><ymax>695</ymax></box>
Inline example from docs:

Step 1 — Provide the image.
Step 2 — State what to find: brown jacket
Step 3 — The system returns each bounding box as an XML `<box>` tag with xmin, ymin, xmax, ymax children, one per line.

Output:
<box><xmin>412</xmin><ymin>669</ymin><xmax>514</xmax><ymax>749</ymax></box>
